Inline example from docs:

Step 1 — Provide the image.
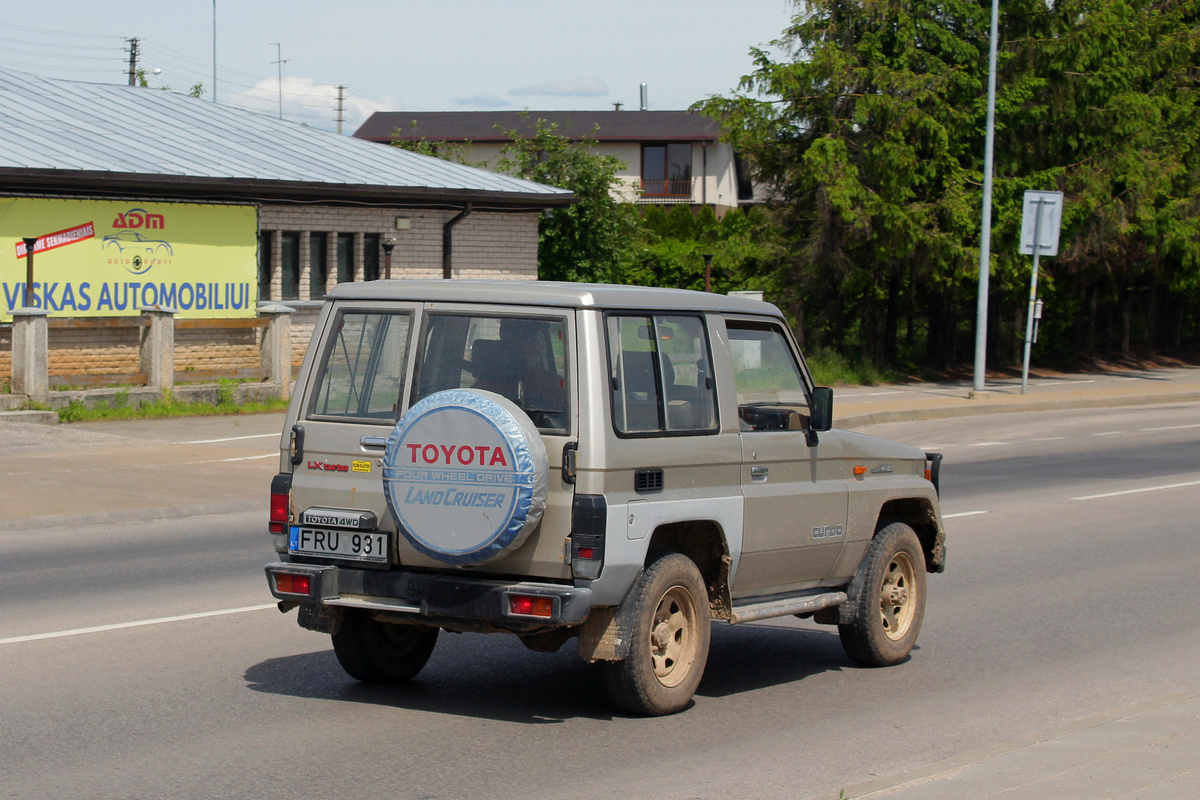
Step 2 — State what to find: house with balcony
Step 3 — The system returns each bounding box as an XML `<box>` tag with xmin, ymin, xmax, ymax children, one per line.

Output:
<box><xmin>353</xmin><ymin>110</ymin><xmax>756</xmax><ymax>214</ymax></box>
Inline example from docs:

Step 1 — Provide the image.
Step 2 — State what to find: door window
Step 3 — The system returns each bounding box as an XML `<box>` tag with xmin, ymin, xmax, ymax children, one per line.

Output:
<box><xmin>308</xmin><ymin>311</ymin><xmax>412</xmax><ymax>422</ymax></box>
<box><xmin>726</xmin><ymin>320</ymin><xmax>811</xmax><ymax>432</ymax></box>
<box><xmin>410</xmin><ymin>313</ymin><xmax>569</xmax><ymax>434</ymax></box>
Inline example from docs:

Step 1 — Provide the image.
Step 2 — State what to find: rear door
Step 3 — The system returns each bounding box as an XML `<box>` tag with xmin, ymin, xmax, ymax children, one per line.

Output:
<box><xmin>287</xmin><ymin>302</ymin><xmax>419</xmax><ymax>564</ymax></box>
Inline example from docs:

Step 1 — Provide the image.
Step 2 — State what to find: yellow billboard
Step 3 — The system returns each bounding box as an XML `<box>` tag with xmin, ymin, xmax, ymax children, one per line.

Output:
<box><xmin>1</xmin><ymin>198</ymin><xmax>258</xmax><ymax>322</ymax></box>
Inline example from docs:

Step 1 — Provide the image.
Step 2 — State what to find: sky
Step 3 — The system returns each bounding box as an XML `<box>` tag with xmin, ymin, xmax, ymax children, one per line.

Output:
<box><xmin>1</xmin><ymin>1</ymin><xmax>797</xmax><ymax>134</ymax></box>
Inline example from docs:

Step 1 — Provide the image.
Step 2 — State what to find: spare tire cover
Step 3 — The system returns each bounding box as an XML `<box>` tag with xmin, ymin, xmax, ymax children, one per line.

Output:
<box><xmin>382</xmin><ymin>389</ymin><xmax>549</xmax><ymax>566</ymax></box>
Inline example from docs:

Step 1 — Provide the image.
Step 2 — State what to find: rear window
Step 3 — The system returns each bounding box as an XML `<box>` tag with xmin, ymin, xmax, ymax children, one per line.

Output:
<box><xmin>308</xmin><ymin>311</ymin><xmax>412</xmax><ymax>423</ymax></box>
<box><xmin>410</xmin><ymin>313</ymin><xmax>569</xmax><ymax>434</ymax></box>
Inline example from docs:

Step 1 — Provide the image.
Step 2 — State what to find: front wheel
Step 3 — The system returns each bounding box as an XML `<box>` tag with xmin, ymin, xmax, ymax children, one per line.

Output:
<box><xmin>601</xmin><ymin>553</ymin><xmax>711</xmax><ymax>716</ymax></box>
<box><xmin>331</xmin><ymin>610</ymin><xmax>438</xmax><ymax>684</ymax></box>
<box><xmin>838</xmin><ymin>522</ymin><xmax>927</xmax><ymax>667</ymax></box>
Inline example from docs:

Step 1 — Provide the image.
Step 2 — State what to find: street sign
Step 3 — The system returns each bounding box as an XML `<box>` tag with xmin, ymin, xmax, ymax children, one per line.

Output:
<box><xmin>1019</xmin><ymin>190</ymin><xmax>1063</xmax><ymax>256</ymax></box>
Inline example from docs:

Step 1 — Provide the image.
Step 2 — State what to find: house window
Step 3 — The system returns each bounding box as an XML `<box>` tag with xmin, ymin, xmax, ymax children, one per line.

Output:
<box><xmin>363</xmin><ymin>234</ymin><xmax>380</xmax><ymax>281</ymax></box>
<box><xmin>280</xmin><ymin>232</ymin><xmax>301</xmax><ymax>300</ymax></box>
<box><xmin>337</xmin><ymin>233</ymin><xmax>355</xmax><ymax>283</ymax></box>
<box><xmin>257</xmin><ymin>232</ymin><xmax>272</xmax><ymax>302</ymax></box>
<box><xmin>309</xmin><ymin>233</ymin><xmax>327</xmax><ymax>299</ymax></box>
<box><xmin>642</xmin><ymin>143</ymin><xmax>692</xmax><ymax>197</ymax></box>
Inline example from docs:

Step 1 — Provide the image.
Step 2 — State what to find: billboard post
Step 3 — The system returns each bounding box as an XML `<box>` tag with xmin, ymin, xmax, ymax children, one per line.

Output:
<box><xmin>21</xmin><ymin>237</ymin><xmax>37</xmax><ymax>307</ymax></box>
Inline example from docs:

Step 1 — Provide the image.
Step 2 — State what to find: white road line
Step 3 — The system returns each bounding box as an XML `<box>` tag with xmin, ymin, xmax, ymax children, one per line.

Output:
<box><xmin>0</xmin><ymin>604</ymin><xmax>277</xmax><ymax>646</ymax></box>
<box><xmin>1140</xmin><ymin>423</ymin><xmax>1200</xmax><ymax>432</ymax></box>
<box><xmin>186</xmin><ymin>454</ymin><xmax>278</xmax><ymax>464</ymax></box>
<box><xmin>943</xmin><ymin>510</ymin><xmax>989</xmax><ymax>519</ymax></box>
<box><xmin>1092</xmin><ymin>431</ymin><xmax>1123</xmax><ymax>437</ymax></box>
<box><xmin>179</xmin><ymin>433</ymin><xmax>280</xmax><ymax>444</ymax></box>
<box><xmin>1026</xmin><ymin>436</ymin><xmax>1067</xmax><ymax>442</ymax></box>
<box><xmin>1074</xmin><ymin>479</ymin><xmax>1200</xmax><ymax>502</ymax></box>
<box><xmin>971</xmin><ymin>441</ymin><xmax>1009</xmax><ymax>447</ymax></box>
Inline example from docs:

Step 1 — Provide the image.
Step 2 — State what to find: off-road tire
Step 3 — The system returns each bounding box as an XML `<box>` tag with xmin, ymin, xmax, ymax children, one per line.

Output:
<box><xmin>331</xmin><ymin>610</ymin><xmax>438</xmax><ymax>684</ymax></box>
<box><xmin>601</xmin><ymin>553</ymin><xmax>711</xmax><ymax>716</ymax></box>
<box><xmin>838</xmin><ymin>522</ymin><xmax>926</xmax><ymax>667</ymax></box>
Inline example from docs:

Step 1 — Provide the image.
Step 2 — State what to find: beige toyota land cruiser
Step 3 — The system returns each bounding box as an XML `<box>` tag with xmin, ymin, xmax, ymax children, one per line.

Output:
<box><xmin>264</xmin><ymin>280</ymin><xmax>946</xmax><ymax>715</ymax></box>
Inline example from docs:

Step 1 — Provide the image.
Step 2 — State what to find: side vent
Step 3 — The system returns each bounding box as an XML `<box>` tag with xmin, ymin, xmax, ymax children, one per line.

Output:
<box><xmin>634</xmin><ymin>468</ymin><xmax>664</xmax><ymax>494</ymax></box>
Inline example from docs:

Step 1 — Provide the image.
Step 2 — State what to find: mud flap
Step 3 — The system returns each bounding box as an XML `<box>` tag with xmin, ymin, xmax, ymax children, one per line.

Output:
<box><xmin>575</xmin><ymin>577</ymin><xmax>642</xmax><ymax>662</ymax></box>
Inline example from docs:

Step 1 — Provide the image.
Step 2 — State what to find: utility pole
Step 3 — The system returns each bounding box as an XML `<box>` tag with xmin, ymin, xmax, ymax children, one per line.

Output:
<box><xmin>336</xmin><ymin>85</ymin><xmax>346</xmax><ymax>134</ymax></box>
<box><xmin>270</xmin><ymin>43</ymin><xmax>288</xmax><ymax>119</ymax></box>
<box><xmin>973</xmin><ymin>0</ymin><xmax>1000</xmax><ymax>394</ymax></box>
<box><xmin>126</xmin><ymin>37</ymin><xmax>139</xmax><ymax>86</ymax></box>
<box><xmin>212</xmin><ymin>0</ymin><xmax>218</xmax><ymax>102</ymax></box>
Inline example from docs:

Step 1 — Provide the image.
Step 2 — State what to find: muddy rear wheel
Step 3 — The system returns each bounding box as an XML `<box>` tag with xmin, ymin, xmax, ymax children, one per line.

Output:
<box><xmin>601</xmin><ymin>553</ymin><xmax>711</xmax><ymax>716</ymax></box>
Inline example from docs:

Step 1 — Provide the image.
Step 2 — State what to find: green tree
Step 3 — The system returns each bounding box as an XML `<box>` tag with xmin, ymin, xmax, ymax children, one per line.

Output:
<box><xmin>495</xmin><ymin>117</ymin><xmax>639</xmax><ymax>283</ymax></box>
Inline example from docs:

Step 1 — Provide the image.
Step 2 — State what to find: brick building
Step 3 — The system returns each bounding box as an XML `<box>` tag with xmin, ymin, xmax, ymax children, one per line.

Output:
<box><xmin>0</xmin><ymin>68</ymin><xmax>571</xmax><ymax>384</ymax></box>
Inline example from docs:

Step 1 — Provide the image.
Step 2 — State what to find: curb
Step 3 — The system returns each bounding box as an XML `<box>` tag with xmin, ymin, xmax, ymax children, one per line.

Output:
<box><xmin>0</xmin><ymin>409</ymin><xmax>59</xmax><ymax>425</ymax></box>
<box><xmin>837</xmin><ymin>391</ymin><xmax>1200</xmax><ymax>429</ymax></box>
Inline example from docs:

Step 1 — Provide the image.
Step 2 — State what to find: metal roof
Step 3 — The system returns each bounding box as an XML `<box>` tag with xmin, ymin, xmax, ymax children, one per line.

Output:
<box><xmin>355</xmin><ymin>110</ymin><xmax>724</xmax><ymax>144</ymax></box>
<box><xmin>0</xmin><ymin>68</ymin><xmax>572</xmax><ymax>207</ymax></box>
<box><xmin>327</xmin><ymin>279</ymin><xmax>779</xmax><ymax>315</ymax></box>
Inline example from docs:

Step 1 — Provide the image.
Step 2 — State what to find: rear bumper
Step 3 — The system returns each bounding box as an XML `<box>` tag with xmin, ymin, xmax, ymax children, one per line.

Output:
<box><xmin>265</xmin><ymin>562</ymin><xmax>593</xmax><ymax>633</ymax></box>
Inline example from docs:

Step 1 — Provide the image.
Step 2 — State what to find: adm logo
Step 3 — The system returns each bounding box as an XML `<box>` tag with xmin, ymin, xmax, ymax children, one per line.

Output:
<box><xmin>103</xmin><ymin>207</ymin><xmax>173</xmax><ymax>275</ymax></box>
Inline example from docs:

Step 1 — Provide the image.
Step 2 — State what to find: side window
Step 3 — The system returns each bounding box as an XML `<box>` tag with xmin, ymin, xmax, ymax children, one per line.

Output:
<box><xmin>309</xmin><ymin>311</ymin><xmax>411</xmax><ymax>422</ymax></box>
<box><xmin>411</xmin><ymin>314</ymin><xmax>569</xmax><ymax>434</ymax></box>
<box><xmin>726</xmin><ymin>320</ymin><xmax>811</xmax><ymax>432</ymax></box>
<box><xmin>607</xmin><ymin>314</ymin><xmax>717</xmax><ymax>436</ymax></box>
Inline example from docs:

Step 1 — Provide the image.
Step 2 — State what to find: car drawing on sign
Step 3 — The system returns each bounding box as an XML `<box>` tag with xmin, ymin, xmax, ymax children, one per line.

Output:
<box><xmin>263</xmin><ymin>280</ymin><xmax>947</xmax><ymax>715</ymax></box>
<box><xmin>101</xmin><ymin>231</ymin><xmax>174</xmax><ymax>256</ymax></box>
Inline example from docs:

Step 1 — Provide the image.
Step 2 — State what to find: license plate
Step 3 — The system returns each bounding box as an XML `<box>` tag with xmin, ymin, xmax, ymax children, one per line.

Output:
<box><xmin>289</xmin><ymin>526</ymin><xmax>389</xmax><ymax>564</ymax></box>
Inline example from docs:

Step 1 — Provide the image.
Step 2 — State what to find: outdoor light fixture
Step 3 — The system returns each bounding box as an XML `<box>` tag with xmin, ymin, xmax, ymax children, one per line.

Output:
<box><xmin>382</xmin><ymin>235</ymin><xmax>396</xmax><ymax>279</ymax></box>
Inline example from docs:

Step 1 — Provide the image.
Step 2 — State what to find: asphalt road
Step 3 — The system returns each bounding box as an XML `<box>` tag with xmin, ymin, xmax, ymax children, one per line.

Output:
<box><xmin>1</xmin><ymin>404</ymin><xmax>1197</xmax><ymax>799</ymax></box>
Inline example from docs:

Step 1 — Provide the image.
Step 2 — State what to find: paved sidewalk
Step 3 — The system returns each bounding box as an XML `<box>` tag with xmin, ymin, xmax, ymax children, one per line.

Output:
<box><xmin>835</xmin><ymin>365</ymin><xmax>1200</xmax><ymax>428</ymax></box>
<box><xmin>818</xmin><ymin>692</ymin><xmax>1200</xmax><ymax>800</ymax></box>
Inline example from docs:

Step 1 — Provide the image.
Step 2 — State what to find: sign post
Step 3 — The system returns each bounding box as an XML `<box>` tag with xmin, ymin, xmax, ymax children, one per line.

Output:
<box><xmin>1019</xmin><ymin>191</ymin><xmax>1063</xmax><ymax>394</ymax></box>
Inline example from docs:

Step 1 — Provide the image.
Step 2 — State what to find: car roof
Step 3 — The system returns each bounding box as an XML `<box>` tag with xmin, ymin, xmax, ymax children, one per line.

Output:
<box><xmin>326</xmin><ymin>280</ymin><xmax>783</xmax><ymax>316</ymax></box>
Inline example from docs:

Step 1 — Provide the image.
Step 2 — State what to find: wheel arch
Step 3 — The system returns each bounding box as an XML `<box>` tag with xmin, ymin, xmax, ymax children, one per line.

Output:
<box><xmin>877</xmin><ymin>497</ymin><xmax>946</xmax><ymax>574</ymax></box>
<box><xmin>645</xmin><ymin>519</ymin><xmax>733</xmax><ymax>620</ymax></box>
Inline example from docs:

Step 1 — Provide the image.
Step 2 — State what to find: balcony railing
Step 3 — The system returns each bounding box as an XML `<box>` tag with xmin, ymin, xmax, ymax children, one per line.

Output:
<box><xmin>639</xmin><ymin>177</ymin><xmax>695</xmax><ymax>201</ymax></box>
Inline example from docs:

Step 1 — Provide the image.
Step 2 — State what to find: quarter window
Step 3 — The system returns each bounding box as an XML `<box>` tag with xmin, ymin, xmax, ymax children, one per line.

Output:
<box><xmin>309</xmin><ymin>311</ymin><xmax>412</xmax><ymax>422</ymax></box>
<box><xmin>607</xmin><ymin>314</ymin><xmax>716</xmax><ymax>435</ymax></box>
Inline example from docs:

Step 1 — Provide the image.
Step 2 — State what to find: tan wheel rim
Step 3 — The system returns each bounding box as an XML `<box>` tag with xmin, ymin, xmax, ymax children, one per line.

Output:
<box><xmin>879</xmin><ymin>552</ymin><xmax>917</xmax><ymax>641</ymax></box>
<box><xmin>649</xmin><ymin>584</ymin><xmax>699</xmax><ymax>688</ymax></box>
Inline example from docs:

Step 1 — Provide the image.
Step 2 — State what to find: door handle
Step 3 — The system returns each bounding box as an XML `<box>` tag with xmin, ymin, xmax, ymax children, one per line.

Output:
<box><xmin>750</xmin><ymin>466</ymin><xmax>769</xmax><ymax>480</ymax></box>
<box><xmin>359</xmin><ymin>436</ymin><xmax>388</xmax><ymax>449</ymax></box>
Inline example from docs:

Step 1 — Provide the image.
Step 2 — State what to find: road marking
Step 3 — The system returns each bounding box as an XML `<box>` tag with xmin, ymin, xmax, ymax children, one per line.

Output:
<box><xmin>186</xmin><ymin>454</ymin><xmax>278</xmax><ymax>464</ymax></box>
<box><xmin>972</xmin><ymin>441</ymin><xmax>1009</xmax><ymax>447</ymax></box>
<box><xmin>1140</xmin><ymin>423</ymin><xmax>1200</xmax><ymax>432</ymax></box>
<box><xmin>943</xmin><ymin>510</ymin><xmax>988</xmax><ymax>519</ymax></box>
<box><xmin>1074</xmin><ymin>479</ymin><xmax>1200</xmax><ymax>502</ymax></box>
<box><xmin>179</xmin><ymin>433</ymin><xmax>280</xmax><ymax>444</ymax></box>
<box><xmin>0</xmin><ymin>604</ymin><xmax>277</xmax><ymax>646</ymax></box>
<box><xmin>1092</xmin><ymin>431</ymin><xmax>1123</xmax><ymax>437</ymax></box>
<box><xmin>1026</xmin><ymin>436</ymin><xmax>1067</xmax><ymax>442</ymax></box>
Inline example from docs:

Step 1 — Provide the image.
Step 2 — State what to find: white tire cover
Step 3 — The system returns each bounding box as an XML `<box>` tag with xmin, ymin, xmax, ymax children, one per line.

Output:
<box><xmin>382</xmin><ymin>389</ymin><xmax>549</xmax><ymax>565</ymax></box>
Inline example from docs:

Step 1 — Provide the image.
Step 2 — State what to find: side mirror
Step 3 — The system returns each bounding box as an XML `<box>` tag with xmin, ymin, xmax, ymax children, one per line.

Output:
<box><xmin>809</xmin><ymin>387</ymin><xmax>833</xmax><ymax>433</ymax></box>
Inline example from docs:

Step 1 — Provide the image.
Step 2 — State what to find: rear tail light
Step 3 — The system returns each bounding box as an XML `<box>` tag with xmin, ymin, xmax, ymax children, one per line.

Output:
<box><xmin>509</xmin><ymin>595</ymin><xmax>555</xmax><ymax>618</ymax></box>
<box><xmin>570</xmin><ymin>494</ymin><xmax>607</xmax><ymax>580</ymax></box>
<box><xmin>269</xmin><ymin>472</ymin><xmax>292</xmax><ymax>534</ymax></box>
<box><xmin>273</xmin><ymin>572</ymin><xmax>311</xmax><ymax>596</ymax></box>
